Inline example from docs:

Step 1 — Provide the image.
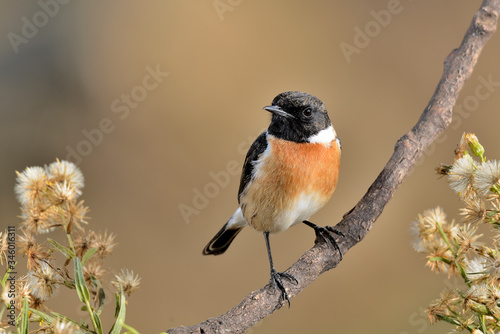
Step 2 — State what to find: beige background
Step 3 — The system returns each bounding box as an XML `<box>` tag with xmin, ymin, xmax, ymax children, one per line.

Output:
<box><xmin>2</xmin><ymin>1</ymin><xmax>500</xmax><ymax>333</ymax></box>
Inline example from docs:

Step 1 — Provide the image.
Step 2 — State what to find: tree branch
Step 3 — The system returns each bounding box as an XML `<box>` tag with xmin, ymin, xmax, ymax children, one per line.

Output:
<box><xmin>167</xmin><ymin>1</ymin><xmax>500</xmax><ymax>333</ymax></box>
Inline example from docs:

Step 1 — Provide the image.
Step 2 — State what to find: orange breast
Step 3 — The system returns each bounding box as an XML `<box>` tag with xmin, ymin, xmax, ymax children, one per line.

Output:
<box><xmin>240</xmin><ymin>136</ymin><xmax>340</xmax><ymax>233</ymax></box>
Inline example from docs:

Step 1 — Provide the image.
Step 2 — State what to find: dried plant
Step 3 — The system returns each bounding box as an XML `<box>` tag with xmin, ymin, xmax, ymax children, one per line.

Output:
<box><xmin>0</xmin><ymin>160</ymin><xmax>140</xmax><ymax>334</ymax></box>
<box><xmin>413</xmin><ymin>133</ymin><xmax>500</xmax><ymax>333</ymax></box>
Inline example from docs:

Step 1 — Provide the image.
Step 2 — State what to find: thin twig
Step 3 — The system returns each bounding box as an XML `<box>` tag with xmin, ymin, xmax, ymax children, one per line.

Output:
<box><xmin>167</xmin><ymin>1</ymin><xmax>500</xmax><ymax>333</ymax></box>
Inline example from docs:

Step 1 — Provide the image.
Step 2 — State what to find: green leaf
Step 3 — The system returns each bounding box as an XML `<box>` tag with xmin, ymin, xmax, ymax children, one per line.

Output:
<box><xmin>428</xmin><ymin>256</ymin><xmax>451</xmax><ymax>264</ymax></box>
<box><xmin>74</xmin><ymin>257</ymin><xmax>90</xmax><ymax>303</ymax></box>
<box><xmin>1</xmin><ymin>262</ymin><xmax>17</xmax><ymax>287</ymax></box>
<box><xmin>478</xmin><ymin>313</ymin><xmax>488</xmax><ymax>334</ymax></box>
<box><xmin>114</xmin><ymin>292</ymin><xmax>120</xmax><ymax>318</ymax></box>
<box><xmin>122</xmin><ymin>323</ymin><xmax>140</xmax><ymax>334</ymax></box>
<box><xmin>20</xmin><ymin>297</ymin><xmax>29</xmax><ymax>334</ymax></box>
<box><xmin>48</xmin><ymin>238</ymin><xmax>75</xmax><ymax>259</ymax></box>
<box><xmin>30</xmin><ymin>308</ymin><xmax>55</xmax><ymax>324</ymax></box>
<box><xmin>109</xmin><ymin>288</ymin><xmax>127</xmax><ymax>334</ymax></box>
<box><xmin>1</xmin><ymin>270</ymin><xmax>7</xmax><ymax>287</ymax></box>
<box><xmin>456</xmin><ymin>263</ymin><xmax>471</xmax><ymax>287</ymax></box>
<box><xmin>94</xmin><ymin>311</ymin><xmax>102</xmax><ymax>334</ymax></box>
<box><xmin>50</xmin><ymin>312</ymin><xmax>81</xmax><ymax>323</ymax></box>
<box><xmin>82</xmin><ymin>247</ymin><xmax>98</xmax><ymax>266</ymax></box>
<box><xmin>84</xmin><ymin>276</ymin><xmax>104</xmax><ymax>334</ymax></box>
<box><xmin>90</xmin><ymin>275</ymin><xmax>106</xmax><ymax>315</ymax></box>
<box><xmin>436</xmin><ymin>314</ymin><xmax>460</xmax><ymax>326</ymax></box>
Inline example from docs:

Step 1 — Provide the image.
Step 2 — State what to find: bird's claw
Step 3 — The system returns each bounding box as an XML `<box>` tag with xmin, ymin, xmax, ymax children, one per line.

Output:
<box><xmin>303</xmin><ymin>220</ymin><xmax>344</xmax><ymax>260</ymax></box>
<box><xmin>269</xmin><ymin>268</ymin><xmax>298</xmax><ymax>307</ymax></box>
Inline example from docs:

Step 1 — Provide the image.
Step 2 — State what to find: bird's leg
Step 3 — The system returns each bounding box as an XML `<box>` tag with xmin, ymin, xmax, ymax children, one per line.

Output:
<box><xmin>302</xmin><ymin>220</ymin><xmax>344</xmax><ymax>260</ymax></box>
<box><xmin>264</xmin><ymin>232</ymin><xmax>297</xmax><ymax>307</ymax></box>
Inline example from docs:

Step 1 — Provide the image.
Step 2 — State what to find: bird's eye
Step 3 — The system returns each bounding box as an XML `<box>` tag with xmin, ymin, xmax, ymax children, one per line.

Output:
<box><xmin>302</xmin><ymin>107</ymin><xmax>312</xmax><ymax>117</ymax></box>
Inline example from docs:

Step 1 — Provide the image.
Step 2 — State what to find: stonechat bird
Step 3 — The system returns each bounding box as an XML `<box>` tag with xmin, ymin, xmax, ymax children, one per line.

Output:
<box><xmin>203</xmin><ymin>91</ymin><xmax>342</xmax><ymax>305</ymax></box>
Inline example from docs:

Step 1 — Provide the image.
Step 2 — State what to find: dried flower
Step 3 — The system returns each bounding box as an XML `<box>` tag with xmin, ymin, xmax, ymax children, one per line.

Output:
<box><xmin>474</xmin><ymin>160</ymin><xmax>500</xmax><ymax>196</ymax></box>
<box><xmin>112</xmin><ymin>269</ymin><xmax>141</xmax><ymax>297</ymax></box>
<box><xmin>10</xmin><ymin>160</ymin><xmax>139</xmax><ymax>333</ymax></box>
<box><xmin>455</xmin><ymin>224</ymin><xmax>482</xmax><ymax>255</ymax></box>
<box><xmin>48</xmin><ymin>181</ymin><xmax>77</xmax><ymax>205</ymax></box>
<box><xmin>1</xmin><ymin>285</ymin><xmax>11</xmax><ymax>308</ymax></box>
<box><xmin>460</xmin><ymin>194</ymin><xmax>487</xmax><ymax>225</ymax></box>
<box><xmin>26</xmin><ymin>261</ymin><xmax>63</xmax><ymax>301</ymax></box>
<box><xmin>0</xmin><ymin>231</ymin><xmax>7</xmax><ymax>265</ymax></box>
<box><xmin>16</xmin><ymin>280</ymin><xmax>32</xmax><ymax>307</ymax></box>
<box><xmin>29</xmin><ymin>295</ymin><xmax>45</xmax><ymax>310</ymax></box>
<box><xmin>52</xmin><ymin>318</ymin><xmax>79</xmax><ymax>334</ymax></box>
<box><xmin>409</xmin><ymin>221</ymin><xmax>426</xmax><ymax>252</ymax></box>
<box><xmin>464</xmin><ymin>283</ymin><xmax>493</xmax><ymax>312</ymax></box>
<box><xmin>466</xmin><ymin>257</ymin><xmax>488</xmax><ymax>283</ymax></box>
<box><xmin>7</xmin><ymin>278</ymin><xmax>36</xmax><ymax>313</ymax></box>
<box><xmin>83</xmin><ymin>259</ymin><xmax>106</xmax><ymax>284</ymax></box>
<box><xmin>426</xmin><ymin>243</ymin><xmax>452</xmax><ymax>274</ymax></box>
<box><xmin>19</xmin><ymin>205</ymin><xmax>57</xmax><ymax>234</ymax></box>
<box><xmin>411</xmin><ymin>207</ymin><xmax>457</xmax><ymax>258</ymax></box>
<box><xmin>14</xmin><ymin>166</ymin><xmax>47</xmax><ymax>206</ymax></box>
<box><xmin>17</xmin><ymin>230</ymin><xmax>35</xmax><ymax>254</ymax></box>
<box><xmin>413</xmin><ymin>135</ymin><xmax>500</xmax><ymax>333</ymax></box>
<box><xmin>92</xmin><ymin>231</ymin><xmax>117</xmax><ymax>259</ymax></box>
<box><xmin>64</xmin><ymin>200</ymin><xmax>89</xmax><ymax>232</ymax></box>
<box><xmin>449</xmin><ymin>155</ymin><xmax>476</xmax><ymax>197</ymax></box>
<box><xmin>482</xmin><ymin>254</ymin><xmax>500</xmax><ymax>278</ymax></box>
<box><xmin>18</xmin><ymin>234</ymin><xmax>51</xmax><ymax>271</ymax></box>
<box><xmin>45</xmin><ymin>160</ymin><xmax>84</xmax><ymax>196</ymax></box>
<box><xmin>412</xmin><ymin>208</ymin><xmax>446</xmax><ymax>241</ymax></box>
<box><xmin>426</xmin><ymin>289</ymin><xmax>459</xmax><ymax>325</ymax></box>
<box><xmin>73</xmin><ymin>228</ymin><xmax>95</xmax><ymax>258</ymax></box>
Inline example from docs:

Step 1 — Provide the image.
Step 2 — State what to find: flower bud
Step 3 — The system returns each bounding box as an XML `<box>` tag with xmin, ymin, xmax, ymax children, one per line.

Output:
<box><xmin>467</xmin><ymin>299</ymin><xmax>490</xmax><ymax>315</ymax></box>
<box><xmin>466</xmin><ymin>133</ymin><xmax>485</xmax><ymax>160</ymax></box>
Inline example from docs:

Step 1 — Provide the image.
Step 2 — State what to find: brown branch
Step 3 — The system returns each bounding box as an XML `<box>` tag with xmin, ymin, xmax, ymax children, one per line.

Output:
<box><xmin>167</xmin><ymin>2</ymin><xmax>500</xmax><ymax>333</ymax></box>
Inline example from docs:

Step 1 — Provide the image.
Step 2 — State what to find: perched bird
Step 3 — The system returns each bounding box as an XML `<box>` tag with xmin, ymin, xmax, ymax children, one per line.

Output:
<box><xmin>203</xmin><ymin>91</ymin><xmax>342</xmax><ymax>305</ymax></box>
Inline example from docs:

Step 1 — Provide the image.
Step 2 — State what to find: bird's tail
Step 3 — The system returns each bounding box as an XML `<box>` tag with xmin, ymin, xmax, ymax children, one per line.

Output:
<box><xmin>202</xmin><ymin>222</ymin><xmax>243</xmax><ymax>255</ymax></box>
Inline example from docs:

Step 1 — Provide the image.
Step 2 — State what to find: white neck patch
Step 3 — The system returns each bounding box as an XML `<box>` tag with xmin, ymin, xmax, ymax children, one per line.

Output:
<box><xmin>308</xmin><ymin>125</ymin><xmax>336</xmax><ymax>145</ymax></box>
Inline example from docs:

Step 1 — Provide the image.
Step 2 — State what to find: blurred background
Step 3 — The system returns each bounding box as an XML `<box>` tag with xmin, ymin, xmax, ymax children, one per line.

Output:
<box><xmin>1</xmin><ymin>1</ymin><xmax>500</xmax><ymax>333</ymax></box>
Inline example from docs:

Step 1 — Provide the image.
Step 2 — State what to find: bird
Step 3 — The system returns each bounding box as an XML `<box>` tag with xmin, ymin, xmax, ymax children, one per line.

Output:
<box><xmin>202</xmin><ymin>91</ymin><xmax>342</xmax><ymax>305</ymax></box>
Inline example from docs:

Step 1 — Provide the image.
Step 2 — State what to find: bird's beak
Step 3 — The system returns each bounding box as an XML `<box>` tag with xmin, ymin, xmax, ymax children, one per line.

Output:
<box><xmin>263</xmin><ymin>105</ymin><xmax>294</xmax><ymax>118</ymax></box>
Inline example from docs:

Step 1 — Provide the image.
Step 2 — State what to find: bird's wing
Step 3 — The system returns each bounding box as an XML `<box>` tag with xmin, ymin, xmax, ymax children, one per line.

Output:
<box><xmin>238</xmin><ymin>130</ymin><xmax>268</xmax><ymax>203</ymax></box>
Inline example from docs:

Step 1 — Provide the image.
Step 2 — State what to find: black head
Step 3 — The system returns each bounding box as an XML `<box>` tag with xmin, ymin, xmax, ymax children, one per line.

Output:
<box><xmin>264</xmin><ymin>91</ymin><xmax>332</xmax><ymax>143</ymax></box>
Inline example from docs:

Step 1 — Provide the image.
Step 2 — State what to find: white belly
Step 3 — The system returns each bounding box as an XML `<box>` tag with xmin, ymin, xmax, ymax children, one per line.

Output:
<box><xmin>267</xmin><ymin>191</ymin><xmax>326</xmax><ymax>233</ymax></box>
